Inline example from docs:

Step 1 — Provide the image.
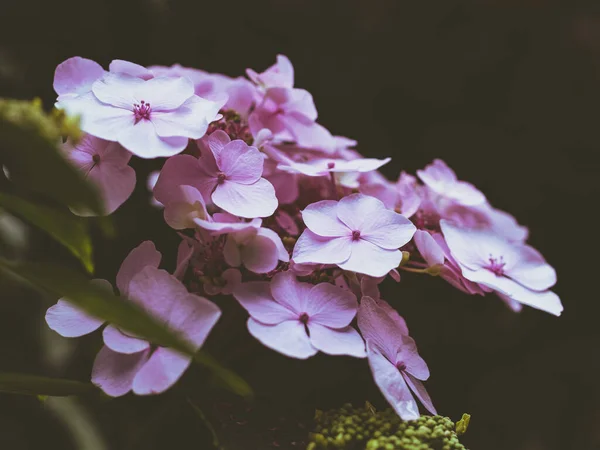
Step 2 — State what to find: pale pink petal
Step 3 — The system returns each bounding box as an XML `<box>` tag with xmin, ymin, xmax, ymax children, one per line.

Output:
<box><xmin>153</xmin><ymin>155</ymin><xmax>208</xmax><ymax>205</ymax></box>
<box><xmin>117</xmin><ymin>120</ymin><xmax>189</xmax><ymax>159</ymax></box>
<box><xmin>92</xmin><ymin>72</ymin><xmax>143</xmax><ymax>109</ymax></box>
<box><xmin>308</xmin><ymin>324</ymin><xmax>366</xmax><ymax>357</ymax></box>
<box><xmin>54</xmin><ymin>57</ymin><xmax>105</xmax><ymax>96</ymax></box>
<box><xmin>216</xmin><ymin>141</ymin><xmax>264</xmax><ymax>184</ymax></box>
<box><xmin>223</xmin><ymin>236</ymin><xmax>242</xmax><ymax>267</ymax></box>
<box><xmin>91</xmin><ymin>346</ymin><xmax>150</xmax><ymax>397</ymax></box>
<box><xmin>403</xmin><ymin>373</ymin><xmax>437</xmax><ymax>415</ymax></box>
<box><xmin>305</xmin><ymin>282</ymin><xmax>358</xmax><ymax>328</ymax></box>
<box><xmin>247</xmin><ymin>318</ymin><xmax>317</xmax><ymax>359</ymax></box>
<box><xmin>45</xmin><ymin>299</ymin><xmax>104</xmax><ymax>338</ymax></box>
<box><xmin>233</xmin><ymin>282</ymin><xmax>297</xmax><ymax>324</ymax></box>
<box><xmin>116</xmin><ymin>241</ymin><xmax>162</xmax><ymax>296</ymax></box>
<box><xmin>367</xmin><ymin>342</ymin><xmax>420</xmax><ymax>421</ymax></box>
<box><xmin>292</xmin><ymin>231</ymin><xmax>352</xmax><ymax>265</ymax></box>
<box><xmin>133</xmin><ymin>77</ymin><xmax>194</xmax><ymax>111</ymax></box>
<box><xmin>194</xmin><ymin>217</ymin><xmax>261</xmax><ymax>235</ymax></box>
<box><xmin>109</xmin><ymin>60</ymin><xmax>153</xmax><ymax>79</ymax></box>
<box><xmin>241</xmin><ymin>234</ymin><xmax>279</xmax><ymax>273</ymax></box>
<box><xmin>59</xmin><ymin>93</ymin><xmax>134</xmax><ymax>141</ymax></box>
<box><xmin>166</xmin><ymin>293</ymin><xmax>221</xmax><ymax>348</ymax></box>
<box><xmin>99</xmin><ymin>140</ymin><xmax>132</xmax><ymax>166</ymax></box>
<box><xmin>396</xmin><ymin>335</ymin><xmax>430</xmax><ymax>380</ymax></box>
<box><xmin>302</xmin><ymin>200</ymin><xmax>350</xmax><ymax>237</ymax></box>
<box><xmin>174</xmin><ymin>240</ymin><xmax>194</xmax><ymax>280</ymax></box>
<box><xmin>87</xmin><ymin>163</ymin><xmax>136</xmax><ymax>215</ymax></box>
<box><xmin>360</xmin><ymin>210</ymin><xmax>416</xmax><ymax>250</ymax></box>
<box><xmin>221</xmin><ymin>268</ymin><xmax>242</xmax><ymax>295</ymax></box>
<box><xmin>339</xmin><ymin>240</ymin><xmax>402</xmax><ymax>277</ymax></box>
<box><xmin>413</xmin><ymin>230</ymin><xmax>445</xmax><ymax>267</ymax></box>
<box><xmin>212</xmin><ymin>178</ymin><xmax>278</xmax><ymax>218</ymax></box>
<box><xmin>336</xmin><ymin>194</ymin><xmax>385</xmax><ymax>232</ymax></box>
<box><xmin>280</xmin><ymin>113</ymin><xmax>335</xmax><ymax>152</ymax></box>
<box><xmin>257</xmin><ymin>227</ymin><xmax>289</xmax><ymax>262</ymax></box>
<box><xmin>275</xmin><ymin>210</ymin><xmax>299</xmax><ymax>236</ymax></box>
<box><xmin>152</xmin><ymin>95</ymin><xmax>223</xmax><ymax>139</ymax></box>
<box><xmin>132</xmin><ymin>348</ymin><xmax>191</xmax><ymax>395</ymax></box>
<box><xmin>205</xmin><ymin>130</ymin><xmax>231</xmax><ymax>159</ymax></box>
<box><xmin>509</xmin><ymin>245</ymin><xmax>557</xmax><ymax>291</ymax></box>
<box><xmin>358</xmin><ymin>296</ymin><xmax>406</xmax><ymax>363</ymax></box>
<box><xmin>270</xmin><ymin>272</ymin><xmax>314</xmax><ymax>314</ymax></box>
<box><xmin>102</xmin><ymin>325</ymin><xmax>150</xmax><ymax>354</ymax></box>
<box><xmin>162</xmin><ymin>185</ymin><xmax>208</xmax><ymax>230</ymax></box>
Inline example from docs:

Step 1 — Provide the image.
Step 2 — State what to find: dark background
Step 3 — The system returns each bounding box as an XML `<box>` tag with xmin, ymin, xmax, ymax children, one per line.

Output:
<box><xmin>1</xmin><ymin>0</ymin><xmax>599</xmax><ymax>449</ymax></box>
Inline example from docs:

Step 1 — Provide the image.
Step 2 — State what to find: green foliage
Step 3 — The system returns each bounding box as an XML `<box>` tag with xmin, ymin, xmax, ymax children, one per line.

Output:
<box><xmin>307</xmin><ymin>403</ymin><xmax>469</xmax><ymax>450</ymax></box>
<box><xmin>188</xmin><ymin>398</ymin><xmax>223</xmax><ymax>449</ymax></box>
<box><xmin>0</xmin><ymin>98</ymin><xmax>102</xmax><ymax>213</ymax></box>
<box><xmin>194</xmin><ymin>352</ymin><xmax>253</xmax><ymax>399</ymax></box>
<box><xmin>0</xmin><ymin>193</ymin><xmax>94</xmax><ymax>272</ymax></box>
<box><xmin>0</xmin><ymin>372</ymin><xmax>96</xmax><ymax>396</ymax></box>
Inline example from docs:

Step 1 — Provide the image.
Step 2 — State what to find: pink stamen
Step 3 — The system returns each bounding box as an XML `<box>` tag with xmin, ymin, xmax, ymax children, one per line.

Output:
<box><xmin>133</xmin><ymin>100</ymin><xmax>151</xmax><ymax>123</ymax></box>
<box><xmin>486</xmin><ymin>255</ymin><xmax>506</xmax><ymax>276</ymax></box>
<box><xmin>352</xmin><ymin>230</ymin><xmax>361</xmax><ymax>241</ymax></box>
<box><xmin>217</xmin><ymin>172</ymin><xmax>227</xmax><ymax>184</ymax></box>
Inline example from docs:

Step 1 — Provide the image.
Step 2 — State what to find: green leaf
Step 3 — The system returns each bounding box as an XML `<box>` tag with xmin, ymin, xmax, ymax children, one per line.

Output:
<box><xmin>0</xmin><ymin>372</ymin><xmax>96</xmax><ymax>396</ymax></box>
<box><xmin>188</xmin><ymin>398</ymin><xmax>223</xmax><ymax>449</ymax></box>
<box><xmin>0</xmin><ymin>98</ymin><xmax>102</xmax><ymax>213</ymax></box>
<box><xmin>0</xmin><ymin>193</ymin><xmax>93</xmax><ymax>273</ymax></box>
<box><xmin>0</xmin><ymin>260</ymin><xmax>253</xmax><ymax>398</ymax></box>
<box><xmin>194</xmin><ymin>352</ymin><xmax>253</xmax><ymax>399</ymax></box>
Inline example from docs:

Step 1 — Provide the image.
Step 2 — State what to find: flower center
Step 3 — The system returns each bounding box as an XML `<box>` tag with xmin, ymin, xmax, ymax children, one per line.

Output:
<box><xmin>396</xmin><ymin>361</ymin><xmax>407</xmax><ymax>371</ymax></box>
<box><xmin>217</xmin><ymin>172</ymin><xmax>227</xmax><ymax>184</ymax></box>
<box><xmin>133</xmin><ymin>100</ymin><xmax>151</xmax><ymax>123</ymax></box>
<box><xmin>351</xmin><ymin>230</ymin><xmax>361</xmax><ymax>241</ymax></box>
<box><xmin>92</xmin><ymin>154</ymin><xmax>101</xmax><ymax>165</ymax></box>
<box><xmin>486</xmin><ymin>255</ymin><xmax>506</xmax><ymax>276</ymax></box>
<box><xmin>299</xmin><ymin>312</ymin><xmax>309</xmax><ymax>325</ymax></box>
<box><xmin>327</xmin><ymin>161</ymin><xmax>336</xmax><ymax>169</ymax></box>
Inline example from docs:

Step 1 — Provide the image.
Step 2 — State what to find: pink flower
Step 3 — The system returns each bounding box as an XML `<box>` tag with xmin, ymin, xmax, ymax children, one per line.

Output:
<box><xmin>195</xmin><ymin>213</ymin><xmax>288</xmax><ymax>274</ymax></box>
<box><xmin>63</xmin><ymin>134</ymin><xmax>135</xmax><ymax>215</ymax></box>
<box><xmin>361</xmin><ymin>172</ymin><xmax>422</xmax><ymax>217</ymax></box>
<box><xmin>358</xmin><ymin>296</ymin><xmax>436</xmax><ymax>420</ymax></box>
<box><xmin>233</xmin><ymin>272</ymin><xmax>366</xmax><ymax>359</ymax></box>
<box><xmin>246</xmin><ymin>54</ymin><xmax>294</xmax><ymax>89</ymax></box>
<box><xmin>154</xmin><ymin>130</ymin><xmax>278</xmax><ymax>218</ymax></box>
<box><xmin>45</xmin><ymin>241</ymin><xmax>221</xmax><ymax>396</ymax></box>
<box><xmin>413</xmin><ymin>230</ymin><xmax>485</xmax><ymax>295</ymax></box>
<box><xmin>277</xmin><ymin>156</ymin><xmax>391</xmax><ymax>182</ymax></box>
<box><xmin>417</xmin><ymin>159</ymin><xmax>485</xmax><ymax>206</ymax></box>
<box><xmin>293</xmin><ymin>194</ymin><xmax>416</xmax><ymax>277</ymax></box>
<box><xmin>54</xmin><ymin>57</ymin><xmax>105</xmax><ymax>101</ymax></box>
<box><xmin>60</xmin><ymin>73</ymin><xmax>224</xmax><ymax>159</ymax></box>
<box><xmin>162</xmin><ymin>185</ymin><xmax>209</xmax><ymax>230</ymax></box>
<box><xmin>440</xmin><ymin>219</ymin><xmax>563</xmax><ymax>315</ymax></box>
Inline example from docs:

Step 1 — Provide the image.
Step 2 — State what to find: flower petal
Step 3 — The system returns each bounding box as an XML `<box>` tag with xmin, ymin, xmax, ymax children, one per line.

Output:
<box><xmin>152</xmin><ymin>95</ymin><xmax>223</xmax><ymax>139</ymax></box>
<box><xmin>45</xmin><ymin>297</ymin><xmax>104</xmax><ymax>338</ymax></box>
<box><xmin>358</xmin><ymin>296</ymin><xmax>407</xmax><ymax>363</ymax></box>
<box><xmin>305</xmin><ymin>282</ymin><xmax>358</xmax><ymax>328</ymax></box>
<box><xmin>212</xmin><ymin>178</ymin><xmax>278</xmax><ymax>218</ymax></box>
<box><xmin>336</xmin><ymin>194</ymin><xmax>385</xmax><ymax>231</ymax></box>
<box><xmin>102</xmin><ymin>325</ymin><xmax>150</xmax><ymax>354</ymax></box>
<box><xmin>153</xmin><ymin>155</ymin><xmax>209</xmax><ymax>205</ymax></box>
<box><xmin>292</xmin><ymin>231</ymin><xmax>352</xmax><ymax>265</ymax></box>
<box><xmin>133</xmin><ymin>77</ymin><xmax>194</xmax><ymax>111</ymax></box>
<box><xmin>269</xmin><ymin>272</ymin><xmax>314</xmax><ymax>315</ymax></box>
<box><xmin>413</xmin><ymin>230</ymin><xmax>445</xmax><ymax>267</ymax></box>
<box><xmin>116</xmin><ymin>241</ymin><xmax>162</xmax><ymax>296</ymax></box>
<box><xmin>217</xmin><ymin>141</ymin><xmax>264</xmax><ymax>184</ymax></box>
<box><xmin>360</xmin><ymin>210</ymin><xmax>416</xmax><ymax>250</ymax></box>
<box><xmin>54</xmin><ymin>57</ymin><xmax>105</xmax><ymax>97</ymax></box>
<box><xmin>241</xmin><ymin>234</ymin><xmax>279</xmax><ymax>273</ymax></box>
<box><xmin>91</xmin><ymin>346</ymin><xmax>150</xmax><ymax>397</ymax></box>
<box><xmin>117</xmin><ymin>120</ymin><xmax>189</xmax><ymax>159</ymax></box>
<box><xmin>92</xmin><ymin>72</ymin><xmax>144</xmax><ymax>109</ymax></box>
<box><xmin>308</xmin><ymin>324</ymin><xmax>366</xmax><ymax>358</ymax></box>
<box><xmin>301</xmin><ymin>200</ymin><xmax>349</xmax><ymax>237</ymax></box>
<box><xmin>132</xmin><ymin>347</ymin><xmax>191</xmax><ymax>395</ymax></box>
<box><xmin>247</xmin><ymin>318</ymin><xmax>317</xmax><ymax>359</ymax></box>
<box><xmin>339</xmin><ymin>240</ymin><xmax>402</xmax><ymax>277</ymax></box>
<box><xmin>165</xmin><ymin>293</ymin><xmax>221</xmax><ymax>349</ymax></box>
<box><xmin>233</xmin><ymin>281</ymin><xmax>297</xmax><ymax>324</ymax></box>
<box><xmin>402</xmin><ymin>372</ymin><xmax>437</xmax><ymax>415</ymax></box>
<box><xmin>366</xmin><ymin>341</ymin><xmax>420</xmax><ymax>421</ymax></box>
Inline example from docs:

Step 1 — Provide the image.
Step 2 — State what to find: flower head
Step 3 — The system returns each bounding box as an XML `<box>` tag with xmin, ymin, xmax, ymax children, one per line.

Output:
<box><xmin>358</xmin><ymin>296</ymin><xmax>436</xmax><ymax>420</ymax></box>
<box><xmin>293</xmin><ymin>194</ymin><xmax>416</xmax><ymax>277</ymax></box>
<box><xmin>233</xmin><ymin>272</ymin><xmax>366</xmax><ymax>359</ymax></box>
<box><xmin>417</xmin><ymin>159</ymin><xmax>485</xmax><ymax>206</ymax></box>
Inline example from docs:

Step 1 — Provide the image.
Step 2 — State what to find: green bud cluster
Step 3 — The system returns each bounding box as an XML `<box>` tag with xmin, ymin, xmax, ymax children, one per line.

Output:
<box><xmin>307</xmin><ymin>403</ymin><xmax>468</xmax><ymax>450</ymax></box>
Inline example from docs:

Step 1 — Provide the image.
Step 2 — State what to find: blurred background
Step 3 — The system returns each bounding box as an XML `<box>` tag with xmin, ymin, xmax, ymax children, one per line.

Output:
<box><xmin>1</xmin><ymin>0</ymin><xmax>599</xmax><ymax>448</ymax></box>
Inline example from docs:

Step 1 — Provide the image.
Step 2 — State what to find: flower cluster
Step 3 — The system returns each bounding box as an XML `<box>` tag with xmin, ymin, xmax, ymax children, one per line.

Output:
<box><xmin>46</xmin><ymin>55</ymin><xmax>562</xmax><ymax>419</ymax></box>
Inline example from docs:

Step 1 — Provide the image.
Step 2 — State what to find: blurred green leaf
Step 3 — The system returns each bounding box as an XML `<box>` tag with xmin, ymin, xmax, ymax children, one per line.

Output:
<box><xmin>0</xmin><ymin>372</ymin><xmax>96</xmax><ymax>396</ymax></box>
<box><xmin>0</xmin><ymin>98</ymin><xmax>102</xmax><ymax>213</ymax></box>
<box><xmin>0</xmin><ymin>260</ymin><xmax>253</xmax><ymax>398</ymax></box>
<box><xmin>0</xmin><ymin>193</ymin><xmax>93</xmax><ymax>273</ymax></box>
<box><xmin>188</xmin><ymin>398</ymin><xmax>223</xmax><ymax>449</ymax></box>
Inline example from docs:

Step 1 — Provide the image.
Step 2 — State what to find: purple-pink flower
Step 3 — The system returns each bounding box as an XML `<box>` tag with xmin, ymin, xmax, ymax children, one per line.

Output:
<box><xmin>62</xmin><ymin>134</ymin><xmax>135</xmax><ymax>215</ymax></box>
<box><xmin>233</xmin><ymin>272</ymin><xmax>366</xmax><ymax>359</ymax></box>
<box><xmin>154</xmin><ymin>130</ymin><xmax>278</xmax><ymax>218</ymax></box>
<box><xmin>293</xmin><ymin>194</ymin><xmax>416</xmax><ymax>277</ymax></box>
<box><xmin>45</xmin><ymin>241</ymin><xmax>221</xmax><ymax>396</ymax></box>
<box><xmin>417</xmin><ymin>159</ymin><xmax>485</xmax><ymax>206</ymax></box>
<box><xmin>60</xmin><ymin>73</ymin><xmax>224</xmax><ymax>159</ymax></box>
<box><xmin>440</xmin><ymin>219</ymin><xmax>563</xmax><ymax>315</ymax></box>
<box><xmin>358</xmin><ymin>296</ymin><xmax>436</xmax><ymax>420</ymax></box>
